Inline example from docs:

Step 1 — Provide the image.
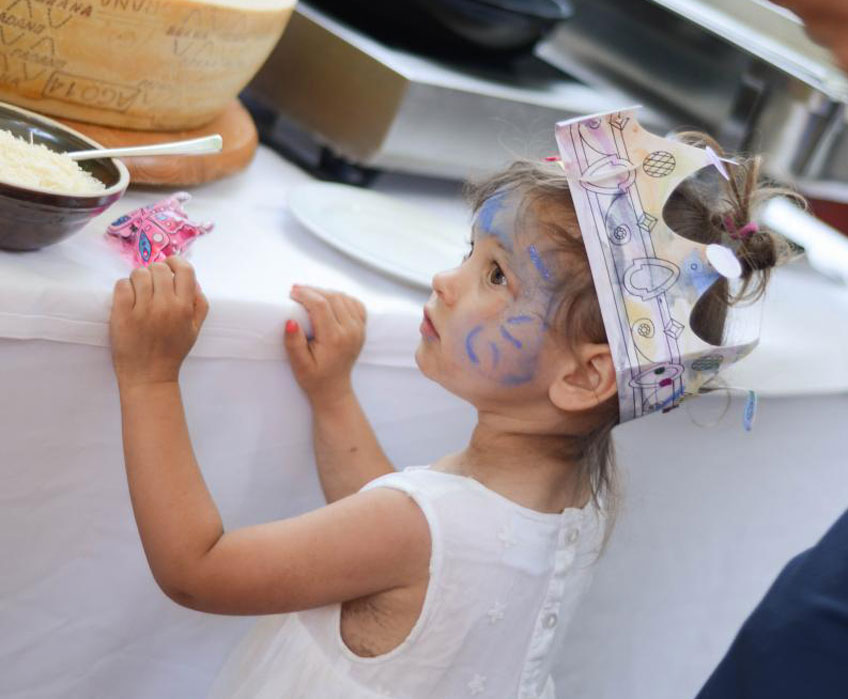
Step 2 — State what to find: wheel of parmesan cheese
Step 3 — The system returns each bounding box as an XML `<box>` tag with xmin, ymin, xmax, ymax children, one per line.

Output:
<box><xmin>0</xmin><ymin>0</ymin><xmax>296</xmax><ymax>131</ymax></box>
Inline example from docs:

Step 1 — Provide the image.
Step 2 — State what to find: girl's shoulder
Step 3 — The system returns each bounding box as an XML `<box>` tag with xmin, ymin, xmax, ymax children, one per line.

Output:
<box><xmin>361</xmin><ymin>465</ymin><xmax>514</xmax><ymax>518</ymax></box>
<box><xmin>362</xmin><ymin>465</ymin><xmax>470</xmax><ymax>499</ymax></box>
<box><xmin>360</xmin><ymin>466</ymin><xmax>602</xmax><ymax>559</ymax></box>
<box><xmin>360</xmin><ymin>466</ymin><xmax>605</xmax><ymax>617</ymax></box>
<box><xmin>363</xmin><ymin>466</ymin><xmax>593</xmax><ymax>525</ymax></box>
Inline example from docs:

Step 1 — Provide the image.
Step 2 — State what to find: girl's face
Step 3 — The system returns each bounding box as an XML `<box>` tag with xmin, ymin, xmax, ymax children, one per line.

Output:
<box><xmin>416</xmin><ymin>190</ymin><xmax>565</xmax><ymax>406</ymax></box>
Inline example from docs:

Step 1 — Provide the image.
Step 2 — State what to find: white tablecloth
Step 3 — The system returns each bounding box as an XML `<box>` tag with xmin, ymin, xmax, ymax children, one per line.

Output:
<box><xmin>2</xmin><ymin>145</ymin><xmax>848</xmax><ymax>699</ymax></box>
<box><xmin>0</xmin><ymin>148</ymin><xmax>456</xmax><ymax>366</ymax></box>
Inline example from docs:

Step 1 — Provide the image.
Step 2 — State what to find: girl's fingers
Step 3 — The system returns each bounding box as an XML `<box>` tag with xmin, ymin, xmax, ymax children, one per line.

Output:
<box><xmin>129</xmin><ymin>267</ymin><xmax>153</xmax><ymax>311</ymax></box>
<box><xmin>290</xmin><ymin>286</ymin><xmax>366</xmax><ymax>345</ymax></box>
<box><xmin>165</xmin><ymin>255</ymin><xmax>197</xmax><ymax>303</ymax></box>
<box><xmin>283</xmin><ymin>319</ymin><xmax>313</xmax><ymax>374</ymax></box>
<box><xmin>112</xmin><ymin>278</ymin><xmax>134</xmax><ymax>315</ymax></box>
<box><xmin>328</xmin><ymin>293</ymin><xmax>355</xmax><ymax>328</ymax></box>
<box><xmin>310</xmin><ymin>287</ymin><xmax>346</xmax><ymax>324</ymax></box>
<box><xmin>337</xmin><ymin>296</ymin><xmax>365</xmax><ymax>337</ymax></box>
<box><xmin>149</xmin><ymin>262</ymin><xmax>176</xmax><ymax>300</ymax></box>
<box><xmin>193</xmin><ymin>289</ymin><xmax>209</xmax><ymax>330</ymax></box>
<box><xmin>291</xmin><ymin>286</ymin><xmax>339</xmax><ymax>341</ymax></box>
<box><xmin>343</xmin><ymin>295</ymin><xmax>367</xmax><ymax>324</ymax></box>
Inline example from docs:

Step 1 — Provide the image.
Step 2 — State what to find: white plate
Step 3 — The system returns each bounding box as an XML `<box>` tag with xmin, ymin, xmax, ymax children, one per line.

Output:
<box><xmin>288</xmin><ymin>182</ymin><xmax>468</xmax><ymax>290</ymax></box>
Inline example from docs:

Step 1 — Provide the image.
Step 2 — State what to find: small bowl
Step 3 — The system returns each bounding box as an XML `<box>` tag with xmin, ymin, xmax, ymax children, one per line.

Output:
<box><xmin>0</xmin><ymin>102</ymin><xmax>130</xmax><ymax>252</ymax></box>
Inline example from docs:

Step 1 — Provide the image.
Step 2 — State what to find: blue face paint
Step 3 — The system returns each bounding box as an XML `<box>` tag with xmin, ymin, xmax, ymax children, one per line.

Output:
<box><xmin>527</xmin><ymin>244</ymin><xmax>552</xmax><ymax>281</ymax></box>
<box><xmin>489</xmin><ymin>342</ymin><xmax>500</xmax><ymax>368</ymax></box>
<box><xmin>475</xmin><ymin>190</ymin><xmax>515</xmax><ymax>252</ymax></box>
<box><xmin>446</xmin><ymin>193</ymin><xmax>570</xmax><ymax>390</ymax></box>
<box><xmin>499</xmin><ymin>325</ymin><xmax>523</xmax><ymax>349</ymax></box>
<box><xmin>502</xmin><ymin>370</ymin><xmax>536</xmax><ymax>386</ymax></box>
<box><xmin>465</xmin><ymin>325</ymin><xmax>483</xmax><ymax>364</ymax></box>
<box><xmin>462</xmin><ymin>312</ymin><xmax>544</xmax><ymax>384</ymax></box>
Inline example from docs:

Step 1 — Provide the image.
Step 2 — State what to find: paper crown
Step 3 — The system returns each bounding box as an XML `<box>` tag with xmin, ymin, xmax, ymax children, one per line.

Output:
<box><xmin>555</xmin><ymin>108</ymin><xmax>762</xmax><ymax>423</ymax></box>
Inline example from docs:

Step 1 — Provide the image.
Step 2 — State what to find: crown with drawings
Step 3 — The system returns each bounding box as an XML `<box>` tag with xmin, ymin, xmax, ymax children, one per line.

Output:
<box><xmin>555</xmin><ymin>107</ymin><xmax>771</xmax><ymax>423</ymax></box>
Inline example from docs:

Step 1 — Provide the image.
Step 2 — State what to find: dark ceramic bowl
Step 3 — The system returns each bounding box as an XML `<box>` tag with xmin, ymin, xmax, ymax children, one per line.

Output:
<box><xmin>0</xmin><ymin>102</ymin><xmax>130</xmax><ymax>251</ymax></box>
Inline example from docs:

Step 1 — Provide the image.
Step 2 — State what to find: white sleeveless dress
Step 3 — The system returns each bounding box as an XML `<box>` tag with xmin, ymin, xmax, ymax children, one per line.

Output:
<box><xmin>209</xmin><ymin>466</ymin><xmax>605</xmax><ymax>699</ymax></box>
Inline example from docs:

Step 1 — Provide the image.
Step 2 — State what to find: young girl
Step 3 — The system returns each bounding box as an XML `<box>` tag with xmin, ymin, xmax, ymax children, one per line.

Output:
<box><xmin>109</xmin><ymin>118</ymin><xmax>795</xmax><ymax>698</ymax></box>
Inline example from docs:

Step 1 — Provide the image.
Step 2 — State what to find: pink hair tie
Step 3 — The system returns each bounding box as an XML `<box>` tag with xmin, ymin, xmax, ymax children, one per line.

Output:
<box><xmin>723</xmin><ymin>215</ymin><xmax>759</xmax><ymax>240</ymax></box>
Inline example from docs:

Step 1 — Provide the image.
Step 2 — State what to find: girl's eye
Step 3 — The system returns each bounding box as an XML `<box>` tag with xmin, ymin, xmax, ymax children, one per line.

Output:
<box><xmin>489</xmin><ymin>263</ymin><xmax>507</xmax><ymax>286</ymax></box>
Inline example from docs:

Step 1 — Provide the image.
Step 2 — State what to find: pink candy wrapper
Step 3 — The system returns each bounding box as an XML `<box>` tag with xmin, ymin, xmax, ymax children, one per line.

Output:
<box><xmin>106</xmin><ymin>192</ymin><xmax>213</xmax><ymax>268</ymax></box>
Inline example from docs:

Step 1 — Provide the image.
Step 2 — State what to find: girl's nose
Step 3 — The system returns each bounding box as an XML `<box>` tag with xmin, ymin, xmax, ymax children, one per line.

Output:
<box><xmin>432</xmin><ymin>266</ymin><xmax>460</xmax><ymax>306</ymax></box>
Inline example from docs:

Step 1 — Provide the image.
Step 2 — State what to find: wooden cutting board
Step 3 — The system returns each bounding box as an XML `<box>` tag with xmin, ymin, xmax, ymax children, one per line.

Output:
<box><xmin>58</xmin><ymin>100</ymin><xmax>259</xmax><ymax>187</ymax></box>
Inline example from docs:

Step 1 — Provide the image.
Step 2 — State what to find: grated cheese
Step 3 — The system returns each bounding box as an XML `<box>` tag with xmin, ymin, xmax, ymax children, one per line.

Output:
<box><xmin>0</xmin><ymin>129</ymin><xmax>107</xmax><ymax>195</ymax></box>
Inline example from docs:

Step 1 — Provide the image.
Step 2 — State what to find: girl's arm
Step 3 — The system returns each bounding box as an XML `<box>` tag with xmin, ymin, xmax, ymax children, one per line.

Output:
<box><xmin>110</xmin><ymin>259</ymin><xmax>429</xmax><ymax>613</ymax></box>
<box><xmin>284</xmin><ymin>286</ymin><xmax>394</xmax><ymax>503</ymax></box>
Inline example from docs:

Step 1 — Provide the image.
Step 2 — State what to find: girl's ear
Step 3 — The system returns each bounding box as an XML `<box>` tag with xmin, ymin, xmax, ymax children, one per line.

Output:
<box><xmin>548</xmin><ymin>343</ymin><xmax>617</xmax><ymax>412</ymax></box>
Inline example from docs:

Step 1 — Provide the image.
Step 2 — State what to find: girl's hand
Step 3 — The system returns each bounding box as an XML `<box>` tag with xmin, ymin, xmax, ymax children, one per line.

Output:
<box><xmin>284</xmin><ymin>285</ymin><xmax>366</xmax><ymax>407</ymax></box>
<box><xmin>110</xmin><ymin>256</ymin><xmax>209</xmax><ymax>390</ymax></box>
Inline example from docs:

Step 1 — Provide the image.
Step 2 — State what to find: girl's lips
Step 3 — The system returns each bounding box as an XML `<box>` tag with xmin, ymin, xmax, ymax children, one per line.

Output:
<box><xmin>421</xmin><ymin>308</ymin><xmax>440</xmax><ymax>339</ymax></box>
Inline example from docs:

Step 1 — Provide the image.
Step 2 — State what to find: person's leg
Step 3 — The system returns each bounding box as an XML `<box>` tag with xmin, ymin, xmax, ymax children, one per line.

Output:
<box><xmin>697</xmin><ymin>508</ymin><xmax>848</xmax><ymax>699</ymax></box>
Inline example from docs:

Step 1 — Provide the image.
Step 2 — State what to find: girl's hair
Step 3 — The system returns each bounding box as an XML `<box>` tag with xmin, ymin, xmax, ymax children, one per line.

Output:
<box><xmin>464</xmin><ymin>132</ymin><xmax>803</xmax><ymax>516</ymax></box>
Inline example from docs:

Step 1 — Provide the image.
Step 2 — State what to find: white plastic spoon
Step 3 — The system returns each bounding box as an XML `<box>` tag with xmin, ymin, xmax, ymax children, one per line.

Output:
<box><xmin>67</xmin><ymin>134</ymin><xmax>223</xmax><ymax>161</ymax></box>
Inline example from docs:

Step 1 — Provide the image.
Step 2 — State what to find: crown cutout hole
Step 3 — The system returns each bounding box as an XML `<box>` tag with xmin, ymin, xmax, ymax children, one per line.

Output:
<box><xmin>706</xmin><ymin>244</ymin><xmax>743</xmax><ymax>279</ymax></box>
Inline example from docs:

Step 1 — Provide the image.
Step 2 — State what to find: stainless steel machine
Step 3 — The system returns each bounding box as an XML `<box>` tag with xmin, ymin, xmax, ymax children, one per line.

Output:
<box><xmin>245</xmin><ymin>0</ymin><xmax>847</xmax><ymax>202</ymax></box>
<box><xmin>242</xmin><ymin>2</ymin><xmax>671</xmax><ymax>184</ymax></box>
<box><xmin>537</xmin><ymin>0</ymin><xmax>848</xmax><ymax>201</ymax></box>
